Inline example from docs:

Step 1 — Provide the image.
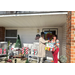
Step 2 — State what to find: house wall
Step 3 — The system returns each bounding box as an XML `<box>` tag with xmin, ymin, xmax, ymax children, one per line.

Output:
<box><xmin>62</xmin><ymin>23</ymin><xmax>66</xmax><ymax>56</ymax></box>
<box><xmin>66</xmin><ymin>11</ymin><xmax>75</xmax><ymax>63</ymax></box>
<box><xmin>0</xmin><ymin>27</ymin><xmax>5</xmax><ymax>41</ymax></box>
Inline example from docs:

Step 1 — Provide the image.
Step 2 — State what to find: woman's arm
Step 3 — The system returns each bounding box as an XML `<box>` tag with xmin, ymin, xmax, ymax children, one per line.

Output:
<box><xmin>39</xmin><ymin>38</ymin><xmax>49</xmax><ymax>43</ymax></box>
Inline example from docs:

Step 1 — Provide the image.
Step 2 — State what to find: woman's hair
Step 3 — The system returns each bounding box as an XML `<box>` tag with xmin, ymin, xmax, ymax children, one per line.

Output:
<box><xmin>41</xmin><ymin>32</ymin><xmax>44</xmax><ymax>36</ymax></box>
<box><xmin>52</xmin><ymin>34</ymin><xmax>57</xmax><ymax>39</ymax></box>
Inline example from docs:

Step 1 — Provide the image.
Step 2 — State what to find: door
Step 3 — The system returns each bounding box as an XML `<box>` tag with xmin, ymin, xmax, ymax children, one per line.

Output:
<box><xmin>42</xmin><ymin>28</ymin><xmax>59</xmax><ymax>60</ymax></box>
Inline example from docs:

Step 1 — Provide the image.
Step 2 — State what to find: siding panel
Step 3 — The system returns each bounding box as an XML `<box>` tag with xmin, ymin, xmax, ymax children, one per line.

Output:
<box><xmin>62</xmin><ymin>24</ymin><xmax>66</xmax><ymax>56</ymax></box>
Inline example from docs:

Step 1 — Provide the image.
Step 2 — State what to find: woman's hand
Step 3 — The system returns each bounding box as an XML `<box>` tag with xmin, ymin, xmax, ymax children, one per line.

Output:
<box><xmin>48</xmin><ymin>40</ymin><xmax>50</xmax><ymax>42</ymax></box>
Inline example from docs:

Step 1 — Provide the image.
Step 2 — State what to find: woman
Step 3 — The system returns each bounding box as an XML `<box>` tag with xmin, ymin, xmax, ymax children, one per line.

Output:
<box><xmin>51</xmin><ymin>35</ymin><xmax>60</xmax><ymax>63</ymax></box>
<box><xmin>38</xmin><ymin>32</ymin><xmax>50</xmax><ymax>63</ymax></box>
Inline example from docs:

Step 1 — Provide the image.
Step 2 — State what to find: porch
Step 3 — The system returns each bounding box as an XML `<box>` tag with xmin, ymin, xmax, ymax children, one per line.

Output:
<box><xmin>0</xmin><ymin>11</ymin><xmax>68</xmax><ymax>63</ymax></box>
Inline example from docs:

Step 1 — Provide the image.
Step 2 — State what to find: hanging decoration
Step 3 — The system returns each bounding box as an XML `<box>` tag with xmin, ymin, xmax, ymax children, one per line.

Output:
<box><xmin>45</xmin><ymin>32</ymin><xmax>53</xmax><ymax>40</ymax></box>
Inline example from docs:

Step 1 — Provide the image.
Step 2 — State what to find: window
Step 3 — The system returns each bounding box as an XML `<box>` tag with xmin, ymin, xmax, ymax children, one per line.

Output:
<box><xmin>5</xmin><ymin>30</ymin><xmax>17</xmax><ymax>43</ymax></box>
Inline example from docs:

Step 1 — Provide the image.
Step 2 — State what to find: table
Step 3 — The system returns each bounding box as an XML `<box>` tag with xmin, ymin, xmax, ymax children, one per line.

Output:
<box><xmin>11</xmin><ymin>48</ymin><xmax>22</xmax><ymax>59</ymax></box>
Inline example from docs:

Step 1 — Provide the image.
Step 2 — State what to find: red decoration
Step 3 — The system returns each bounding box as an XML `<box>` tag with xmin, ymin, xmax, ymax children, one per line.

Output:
<box><xmin>33</xmin><ymin>49</ymin><xmax>37</xmax><ymax>55</ymax></box>
<box><xmin>22</xmin><ymin>47</ymin><xmax>28</xmax><ymax>54</ymax></box>
<box><xmin>6</xmin><ymin>59</ymin><xmax>12</xmax><ymax>63</ymax></box>
<box><xmin>0</xmin><ymin>48</ymin><xmax>2</xmax><ymax>54</ymax></box>
<box><xmin>45</xmin><ymin>32</ymin><xmax>53</xmax><ymax>40</ymax></box>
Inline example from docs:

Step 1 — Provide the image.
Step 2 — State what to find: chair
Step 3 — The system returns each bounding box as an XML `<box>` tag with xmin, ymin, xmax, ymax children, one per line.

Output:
<box><xmin>23</xmin><ymin>43</ymin><xmax>33</xmax><ymax>50</ymax></box>
<box><xmin>28</xmin><ymin>42</ymin><xmax>39</xmax><ymax>63</ymax></box>
<box><xmin>23</xmin><ymin>43</ymin><xmax>33</xmax><ymax>58</ymax></box>
<box><xmin>0</xmin><ymin>42</ymin><xmax>8</xmax><ymax>59</ymax></box>
<box><xmin>9</xmin><ymin>43</ymin><xmax>21</xmax><ymax>57</ymax></box>
<box><xmin>23</xmin><ymin>43</ymin><xmax>29</xmax><ymax>48</ymax></box>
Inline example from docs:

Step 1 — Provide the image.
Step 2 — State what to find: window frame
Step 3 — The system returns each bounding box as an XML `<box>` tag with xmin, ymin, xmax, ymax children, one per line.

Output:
<box><xmin>5</xmin><ymin>30</ymin><xmax>17</xmax><ymax>43</ymax></box>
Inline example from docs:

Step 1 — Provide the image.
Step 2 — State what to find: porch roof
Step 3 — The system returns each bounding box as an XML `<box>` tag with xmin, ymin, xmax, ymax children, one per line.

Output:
<box><xmin>0</xmin><ymin>12</ymin><xmax>67</xmax><ymax>28</ymax></box>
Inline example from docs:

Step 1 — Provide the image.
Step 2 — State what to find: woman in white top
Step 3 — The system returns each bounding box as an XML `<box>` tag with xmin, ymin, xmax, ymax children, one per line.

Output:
<box><xmin>38</xmin><ymin>32</ymin><xmax>50</xmax><ymax>63</ymax></box>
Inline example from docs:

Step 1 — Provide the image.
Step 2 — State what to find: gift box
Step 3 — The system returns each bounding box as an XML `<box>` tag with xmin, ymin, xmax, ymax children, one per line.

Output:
<box><xmin>32</xmin><ymin>49</ymin><xmax>37</xmax><ymax>55</ymax></box>
<box><xmin>22</xmin><ymin>47</ymin><xmax>28</xmax><ymax>54</ymax></box>
<box><xmin>0</xmin><ymin>48</ymin><xmax>6</xmax><ymax>54</ymax></box>
<box><xmin>45</xmin><ymin>47</ymin><xmax>55</xmax><ymax>51</ymax></box>
<box><xmin>4</xmin><ymin>49</ymin><xmax>6</xmax><ymax>54</ymax></box>
<box><xmin>45</xmin><ymin>40</ymin><xmax>60</xmax><ymax>51</ymax></box>
<box><xmin>45</xmin><ymin>47</ymin><xmax>50</xmax><ymax>51</ymax></box>
<box><xmin>45</xmin><ymin>42</ymin><xmax>55</xmax><ymax>51</ymax></box>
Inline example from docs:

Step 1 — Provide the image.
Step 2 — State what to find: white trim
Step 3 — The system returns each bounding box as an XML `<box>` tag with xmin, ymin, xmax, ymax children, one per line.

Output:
<box><xmin>5</xmin><ymin>37</ymin><xmax>17</xmax><ymax>39</ymax></box>
<box><xmin>0</xmin><ymin>42</ymin><xmax>7</xmax><ymax>43</ymax></box>
<box><xmin>5</xmin><ymin>26</ymin><xmax>63</xmax><ymax>29</ymax></box>
<box><xmin>0</xmin><ymin>12</ymin><xmax>68</xmax><ymax>17</ymax></box>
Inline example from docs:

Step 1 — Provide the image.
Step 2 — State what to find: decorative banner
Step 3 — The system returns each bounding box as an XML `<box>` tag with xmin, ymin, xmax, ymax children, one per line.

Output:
<box><xmin>45</xmin><ymin>32</ymin><xmax>53</xmax><ymax>40</ymax></box>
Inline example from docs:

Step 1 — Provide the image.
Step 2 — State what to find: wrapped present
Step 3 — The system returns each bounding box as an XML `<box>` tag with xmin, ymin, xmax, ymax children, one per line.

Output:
<box><xmin>22</xmin><ymin>47</ymin><xmax>28</xmax><ymax>54</ymax></box>
<box><xmin>32</xmin><ymin>49</ymin><xmax>37</xmax><ymax>55</ymax></box>
<box><xmin>45</xmin><ymin>39</ymin><xmax>60</xmax><ymax>51</ymax></box>
<box><xmin>45</xmin><ymin>47</ymin><xmax>50</xmax><ymax>51</ymax></box>
<box><xmin>45</xmin><ymin>42</ymin><xmax>55</xmax><ymax>51</ymax></box>
<box><xmin>4</xmin><ymin>49</ymin><xmax>6</xmax><ymax>54</ymax></box>
<box><xmin>0</xmin><ymin>48</ymin><xmax>2</xmax><ymax>54</ymax></box>
<box><xmin>0</xmin><ymin>48</ymin><xmax>6</xmax><ymax>54</ymax></box>
<box><xmin>45</xmin><ymin>47</ymin><xmax>55</xmax><ymax>51</ymax></box>
<box><xmin>25</xmin><ymin>47</ymin><xmax>28</xmax><ymax>54</ymax></box>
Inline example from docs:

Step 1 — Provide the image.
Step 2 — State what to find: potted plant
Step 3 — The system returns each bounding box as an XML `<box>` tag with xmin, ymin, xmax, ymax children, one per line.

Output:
<box><xmin>59</xmin><ymin>55</ymin><xmax>67</xmax><ymax>63</ymax></box>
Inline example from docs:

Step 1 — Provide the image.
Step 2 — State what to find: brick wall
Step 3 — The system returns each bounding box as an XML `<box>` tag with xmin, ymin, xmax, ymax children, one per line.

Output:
<box><xmin>66</xmin><ymin>11</ymin><xmax>75</xmax><ymax>63</ymax></box>
<box><xmin>0</xmin><ymin>27</ymin><xmax>5</xmax><ymax>41</ymax></box>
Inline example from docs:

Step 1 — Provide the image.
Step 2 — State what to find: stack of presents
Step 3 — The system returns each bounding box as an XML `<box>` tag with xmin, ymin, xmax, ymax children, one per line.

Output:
<box><xmin>45</xmin><ymin>40</ymin><xmax>60</xmax><ymax>51</ymax></box>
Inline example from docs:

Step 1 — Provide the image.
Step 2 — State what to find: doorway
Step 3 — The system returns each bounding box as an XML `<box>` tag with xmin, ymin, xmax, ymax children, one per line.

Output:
<box><xmin>42</xmin><ymin>28</ymin><xmax>59</xmax><ymax>60</ymax></box>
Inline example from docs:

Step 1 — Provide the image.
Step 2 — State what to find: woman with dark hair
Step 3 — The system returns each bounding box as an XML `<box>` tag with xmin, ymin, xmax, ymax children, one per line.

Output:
<box><xmin>38</xmin><ymin>32</ymin><xmax>50</xmax><ymax>63</ymax></box>
<box><xmin>51</xmin><ymin>35</ymin><xmax>60</xmax><ymax>63</ymax></box>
